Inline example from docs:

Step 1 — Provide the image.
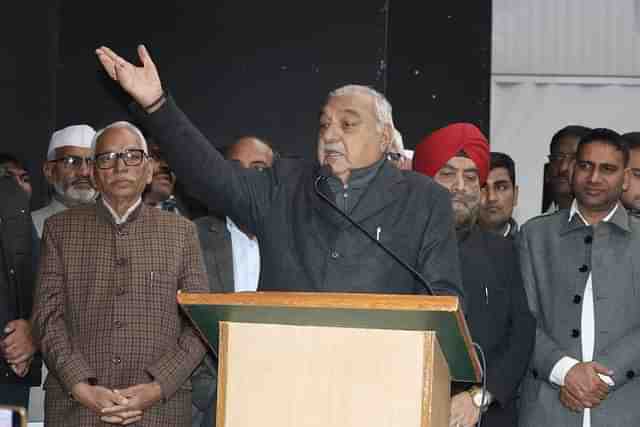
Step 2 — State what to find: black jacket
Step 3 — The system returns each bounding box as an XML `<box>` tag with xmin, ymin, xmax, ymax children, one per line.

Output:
<box><xmin>133</xmin><ymin>97</ymin><xmax>464</xmax><ymax>299</ymax></box>
<box><xmin>457</xmin><ymin>226</ymin><xmax>535</xmax><ymax>426</ymax></box>
<box><xmin>0</xmin><ymin>178</ymin><xmax>41</xmax><ymax>386</ymax></box>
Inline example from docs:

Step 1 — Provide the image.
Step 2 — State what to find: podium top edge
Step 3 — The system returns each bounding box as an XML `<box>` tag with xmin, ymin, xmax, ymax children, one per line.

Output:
<box><xmin>178</xmin><ymin>291</ymin><xmax>460</xmax><ymax>312</ymax></box>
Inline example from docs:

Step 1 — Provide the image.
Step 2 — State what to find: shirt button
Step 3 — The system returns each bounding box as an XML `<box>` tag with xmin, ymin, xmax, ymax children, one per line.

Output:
<box><xmin>330</xmin><ymin>251</ymin><xmax>340</xmax><ymax>259</ymax></box>
<box><xmin>112</xmin><ymin>357</ymin><xmax>121</xmax><ymax>365</ymax></box>
<box><xmin>343</xmin><ymin>193</ymin><xmax>349</xmax><ymax>198</ymax></box>
<box><xmin>114</xmin><ymin>320</ymin><xmax>123</xmax><ymax>329</ymax></box>
<box><xmin>115</xmin><ymin>258</ymin><xmax>128</xmax><ymax>267</ymax></box>
<box><xmin>627</xmin><ymin>370</ymin><xmax>636</xmax><ymax>380</ymax></box>
<box><xmin>573</xmin><ymin>295</ymin><xmax>582</xmax><ymax>304</ymax></box>
<box><xmin>8</xmin><ymin>268</ymin><xmax>15</xmax><ymax>276</ymax></box>
<box><xmin>571</xmin><ymin>328</ymin><xmax>581</xmax><ymax>338</ymax></box>
<box><xmin>116</xmin><ymin>287</ymin><xmax>125</xmax><ymax>296</ymax></box>
<box><xmin>584</xmin><ymin>235</ymin><xmax>593</xmax><ymax>244</ymax></box>
<box><xmin>578</xmin><ymin>265</ymin><xmax>589</xmax><ymax>273</ymax></box>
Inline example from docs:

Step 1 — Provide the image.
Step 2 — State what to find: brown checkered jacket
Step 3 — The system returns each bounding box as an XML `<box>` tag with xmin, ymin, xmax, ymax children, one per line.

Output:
<box><xmin>32</xmin><ymin>200</ymin><xmax>208</xmax><ymax>426</ymax></box>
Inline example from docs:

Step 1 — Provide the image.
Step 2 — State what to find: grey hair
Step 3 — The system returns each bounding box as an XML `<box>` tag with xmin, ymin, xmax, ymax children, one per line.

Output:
<box><xmin>328</xmin><ymin>85</ymin><xmax>394</xmax><ymax>132</ymax></box>
<box><xmin>91</xmin><ymin>121</ymin><xmax>148</xmax><ymax>155</ymax></box>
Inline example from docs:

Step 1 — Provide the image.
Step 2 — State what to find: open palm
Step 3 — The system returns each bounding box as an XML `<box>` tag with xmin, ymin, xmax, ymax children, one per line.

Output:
<box><xmin>96</xmin><ymin>44</ymin><xmax>163</xmax><ymax>108</ymax></box>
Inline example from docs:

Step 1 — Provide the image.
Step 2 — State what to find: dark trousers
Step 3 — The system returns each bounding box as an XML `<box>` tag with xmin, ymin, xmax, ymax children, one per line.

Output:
<box><xmin>0</xmin><ymin>383</ymin><xmax>30</xmax><ymax>408</ymax></box>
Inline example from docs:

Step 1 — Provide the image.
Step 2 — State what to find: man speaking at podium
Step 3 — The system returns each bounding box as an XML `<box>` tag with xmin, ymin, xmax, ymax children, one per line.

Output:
<box><xmin>95</xmin><ymin>45</ymin><xmax>464</xmax><ymax>300</ymax></box>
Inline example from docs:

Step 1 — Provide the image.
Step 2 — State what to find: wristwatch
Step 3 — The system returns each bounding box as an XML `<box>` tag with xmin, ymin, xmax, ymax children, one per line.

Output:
<box><xmin>467</xmin><ymin>386</ymin><xmax>491</xmax><ymax>411</ymax></box>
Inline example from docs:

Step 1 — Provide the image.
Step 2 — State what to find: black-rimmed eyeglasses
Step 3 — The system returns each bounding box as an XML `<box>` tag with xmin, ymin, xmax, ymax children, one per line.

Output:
<box><xmin>51</xmin><ymin>155</ymin><xmax>94</xmax><ymax>170</ymax></box>
<box><xmin>94</xmin><ymin>149</ymin><xmax>148</xmax><ymax>170</ymax></box>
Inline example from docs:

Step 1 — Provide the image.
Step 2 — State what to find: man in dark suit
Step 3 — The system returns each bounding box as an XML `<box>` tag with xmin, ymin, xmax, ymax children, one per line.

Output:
<box><xmin>414</xmin><ymin>123</ymin><xmax>535</xmax><ymax>427</ymax></box>
<box><xmin>195</xmin><ymin>136</ymin><xmax>274</xmax><ymax>294</ymax></box>
<box><xmin>191</xmin><ymin>136</ymin><xmax>274</xmax><ymax>427</ymax></box>
<box><xmin>0</xmin><ymin>176</ymin><xmax>41</xmax><ymax>410</ymax></box>
<box><xmin>95</xmin><ymin>45</ymin><xmax>464</xmax><ymax>299</ymax></box>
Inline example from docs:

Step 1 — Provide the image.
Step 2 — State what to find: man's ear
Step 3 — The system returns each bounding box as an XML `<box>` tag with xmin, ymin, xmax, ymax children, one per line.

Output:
<box><xmin>144</xmin><ymin>160</ymin><xmax>154</xmax><ymax>185</ymax></box>
<box><xmin>380</xmin><ymin>124</ymin><xmax>392</xmax><ymax>153</ymax></box>
<box><xmin>622</xmin><ymin>168</ymin><xmax>631</xmax><ymax>192</ymax></box>
<box><xmin>480</xmin><ymin>185</ymin><xmax>488</xmax><ymax>205</ymax></box>
<box><xmin>513</xmin><ymin>185</ymin><xmax>519</xmax><ymax>207</ymax></box>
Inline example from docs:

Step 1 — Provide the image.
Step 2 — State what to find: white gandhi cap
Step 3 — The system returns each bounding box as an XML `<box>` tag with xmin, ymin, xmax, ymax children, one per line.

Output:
<box><xmin>47</xmin><ymin>124</ymin><xmax>96</xmax><ymax>161</ymax></box>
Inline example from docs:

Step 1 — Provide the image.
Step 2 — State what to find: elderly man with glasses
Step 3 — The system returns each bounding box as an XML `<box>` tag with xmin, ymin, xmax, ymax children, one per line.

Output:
<box><xmin>32</xmin><ymin>125</ymin><xmax>98</xmax><ymax>238</ymax></box>
<box><xmin>32</xmin><ymin>121</ymin><xmax>208</xmax><ymax>426</ymax></box>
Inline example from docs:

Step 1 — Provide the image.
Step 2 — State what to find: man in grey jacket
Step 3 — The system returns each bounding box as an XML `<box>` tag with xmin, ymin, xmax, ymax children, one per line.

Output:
<box><xmin>519</xmin><ymin>128</ymin><xmax>640</xmax><ymax>427</ymax></box>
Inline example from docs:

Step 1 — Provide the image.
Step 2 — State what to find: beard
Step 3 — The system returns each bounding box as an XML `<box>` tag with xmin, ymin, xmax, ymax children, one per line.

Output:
<box><xmin>54</xmin><ymin>182</ymin><xmax>97</xmax><ymax>206</ymax></box>
<box><xmin>451</xmin><ymin>191</ymin><xmax>481</xmax><ymax>230</ymax></box>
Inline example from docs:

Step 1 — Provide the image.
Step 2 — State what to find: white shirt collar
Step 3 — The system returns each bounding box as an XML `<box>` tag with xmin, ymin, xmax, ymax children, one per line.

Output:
<box><xmin>568</xmin><ymin>199</ymin><xmax>619</xmax><ymax>226</ymax></box>
<box><xmin>103</xmin><ymin>198</ymin><xmax>142</xmax><ymax>225</ymax></box>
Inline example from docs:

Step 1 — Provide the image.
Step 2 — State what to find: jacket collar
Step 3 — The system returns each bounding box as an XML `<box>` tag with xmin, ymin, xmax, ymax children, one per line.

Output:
<box><xmin>349</xmin><ymin>160</ymin><xmax>405</xmax><ymax>223</ymax></box>
<box><xmin>559</xmin><ymin>200</ymin><xmax>630</xmax><ymax>235</ymax></box>
<box><xmin>96</xmin><ymin>197</ymin><xmax>145</xmax><ymax>227</ymax></box>
<box><xmin>312</xmin><ymin>159</ymin><xmax>405</xmax><ymax>227</ymax></box>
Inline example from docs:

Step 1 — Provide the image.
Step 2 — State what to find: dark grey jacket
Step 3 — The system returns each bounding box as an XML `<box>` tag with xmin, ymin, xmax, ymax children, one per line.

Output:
<box><xmin>133</xmin><ymin>97</ymin><xmax>463</xmax><ymax>299</ymax></box>
<box><xmin>0</xmin><ymin>178</ymin><xmax>42</xmax><ymax>386</ymax></box>
<box><xmin>458</xmin><ymin>227</ymin><xmax>535</xmax><ymax>427</ymax></box>
<box><xmin>194</xmin><ymin>215</ymin><xmax>234</xmax><ymax>293</ymax></box>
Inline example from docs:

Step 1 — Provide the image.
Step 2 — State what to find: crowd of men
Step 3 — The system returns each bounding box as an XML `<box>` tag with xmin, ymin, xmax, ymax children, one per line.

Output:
<box><xmin>0</xmin><ymin>43</ymin><xmax>639</xmax><ymax>427</ymax></box>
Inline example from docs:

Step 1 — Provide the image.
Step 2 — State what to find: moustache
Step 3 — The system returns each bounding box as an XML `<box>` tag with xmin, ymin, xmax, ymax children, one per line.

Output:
<box><xmin>71</xmin><ymin>178</ymin><xmax>92</xmax><ymax>187</ymax></box>
<box><xmin>451</xmin><ymin>192</ymin><xmax>479</xmax><ymax>207</ymax></box>
<box><xmin>323</xmin><ymin>143</ymin><xmax>346</xmax><ymax>155</ymax></box>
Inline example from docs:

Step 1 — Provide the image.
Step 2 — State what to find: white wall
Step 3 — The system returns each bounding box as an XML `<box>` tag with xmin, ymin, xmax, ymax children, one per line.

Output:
<box><xmin>491</xmin><ymin>1</ymin><xmax>640</xmax><ymax>223</ymax></box>
<box><xmin>493</xmin><ymin>0</ymin><xmax>640</xmax><ymax>76</ymax></box>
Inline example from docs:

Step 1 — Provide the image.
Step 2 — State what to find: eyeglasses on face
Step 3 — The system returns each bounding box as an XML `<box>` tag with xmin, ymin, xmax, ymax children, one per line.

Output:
<box><xmin>51</xmin><ymin>155</ymin><xmax>94</xmax><ymax>170</ymax></box>
<box><xmin>94</xmin><ymin>149</ymin><xmax>148</xmax><ymax>170</ymax></box>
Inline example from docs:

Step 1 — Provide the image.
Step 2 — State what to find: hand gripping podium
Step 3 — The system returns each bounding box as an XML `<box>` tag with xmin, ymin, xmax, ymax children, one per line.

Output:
<box><xmin>178</xmin><ymin>292</ymin><xmax>481</xmax><ymax>427</ymax></box>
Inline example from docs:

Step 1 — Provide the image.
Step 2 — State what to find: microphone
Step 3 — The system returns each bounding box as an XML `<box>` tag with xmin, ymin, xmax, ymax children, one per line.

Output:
<box><xmin>314</xmin><ymin>166</ymin><xmax>435</xmax><ymax>295</ymax></box>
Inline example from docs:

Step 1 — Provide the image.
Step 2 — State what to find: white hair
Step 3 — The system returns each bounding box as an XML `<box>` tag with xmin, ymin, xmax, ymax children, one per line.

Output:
<box><xmin>391</xmin><ymin>128</ymin><xmax>405</xmax><ymax>152</ymax></box>
<box><xmin>328</xmin><ymin>85</ymin><xmax>394</xmax><ymax>132</ymax></box>
<box><xmin>91</xmin><ymin>121</ymin><xmax>148</xmax><ymax>155</ymax></box>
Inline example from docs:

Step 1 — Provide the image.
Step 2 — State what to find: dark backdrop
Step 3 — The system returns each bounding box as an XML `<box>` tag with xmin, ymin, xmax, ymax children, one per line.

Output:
<box><xmin>5</xmin><ymin>1</ymin><xmax>491</xmax><ymax>210</ymax></box>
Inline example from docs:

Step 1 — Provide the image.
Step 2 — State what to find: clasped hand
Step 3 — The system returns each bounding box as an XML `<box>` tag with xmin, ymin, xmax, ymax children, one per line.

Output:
<box><xmin>559</xmin><ymin>361</ymin><xmax>612</xmax><ymax>412</ymax></box>
<box><xmin>72</xmin><ymin>381</ymin><xmax>162</xmax><ymax>425</ymax></box>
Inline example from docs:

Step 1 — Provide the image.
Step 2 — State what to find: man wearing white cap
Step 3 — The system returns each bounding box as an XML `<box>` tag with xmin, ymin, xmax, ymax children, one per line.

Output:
<box><xmin>32</xmin><ymin>124</ymin><xmax>97</xmax><ymax>237</ymax></box>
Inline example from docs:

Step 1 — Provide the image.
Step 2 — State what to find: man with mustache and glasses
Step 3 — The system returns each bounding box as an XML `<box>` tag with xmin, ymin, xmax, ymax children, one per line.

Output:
<box><xmin>544</xmin><ymin>125</ymin><xmax>591</xmax><ymax>214</ymax></box>
<box><xmin>32</xmin><ymin>125</ymin><xmax>98</xmax><ymax>238</ymax></box>
<box><xmin>519</xmin><ymin>129</ymin><xmax>640</xmax><ymax>427</ymax></box>
<box><xmin>32</xmin><ymin>121</ymin><xmax>207</xmax><ymax>426</ymax></box>
<box><xmin>620</xmin><ymin>132</ymin><xmax>640</xmax><ymax>215</ymax></box>
<box><xmin>414</xmin><ymin>123</ymin><xmax>535</xmax><ymax>427</ymax></box>
<box><xmin>93</xmin><ymin>45</ymin><xmax>463</xmax><ymax>299</ymax></box>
